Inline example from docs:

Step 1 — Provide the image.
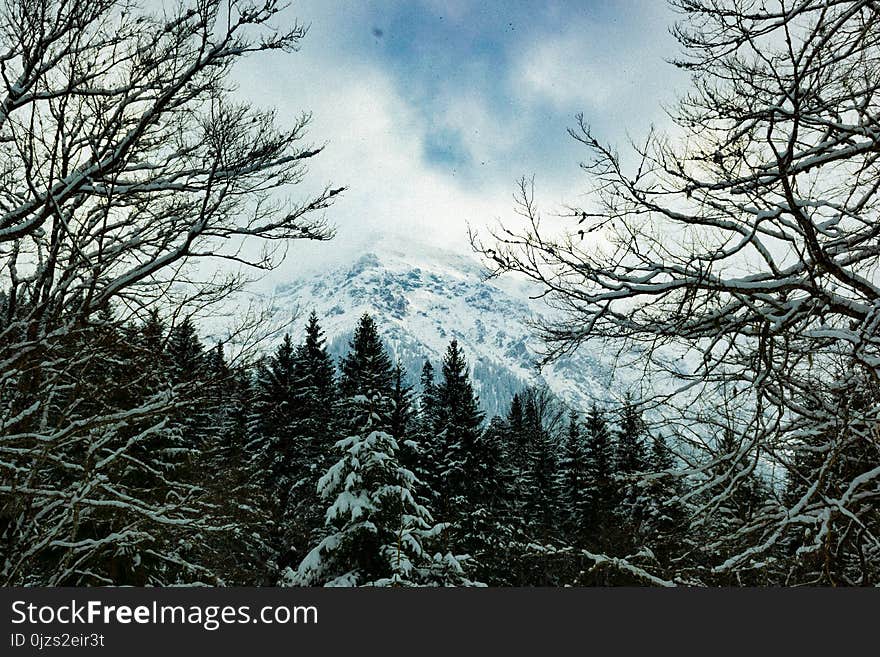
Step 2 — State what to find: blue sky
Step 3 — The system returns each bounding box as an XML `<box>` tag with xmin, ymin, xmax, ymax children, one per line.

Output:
<box><xmin>231</xmin><ymin>1</ymin><xmax>687</xmax><ymax>277</ymax></box>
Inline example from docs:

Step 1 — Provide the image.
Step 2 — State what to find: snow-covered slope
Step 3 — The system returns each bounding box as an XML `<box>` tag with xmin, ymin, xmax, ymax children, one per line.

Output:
<box><xmin>272</xmin><ymin>236</ymin><xmax>618</xmax><ymax>417</ymax></box>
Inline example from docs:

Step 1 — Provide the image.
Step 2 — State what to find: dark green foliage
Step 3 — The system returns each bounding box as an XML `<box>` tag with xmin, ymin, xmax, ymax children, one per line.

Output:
<box><xmin>611</xmin><ymin>397</ymin><xmax>649</xmax><ymax>553</ymax></box>
<box><xmin>419</xmin><ymin>360</ymin><xmax>438</xmax><ymax>428</ymax></box>
<box><xmin>557</xmin><ymin>411</ymin><xmax>591</xmax><ymax>542</ymax></box>
<box><xmin>641</xmin><ymin>433</ymin><xmax>687</xmax><ymax>574</ymax></box>
<box><xmin>433</xmin><ymin>340</ymin><xmax>485</xmax><ymax>519</ymax></box>
<box><xmin>339</xmin><ymin>314</ymin><xmax>394</xmax><ymax>419</ymax></box>
<box><xmin>253</xmin><ymin>333</ymin><xmax>299</xmax><ymax>572</ymax></box>
<box><xmin>392</xmin><ymin>362</ymin><xmax>420</xmax><ymax>476</ymax></box>
<box><xmin>521</xmin><ymin>392</ymin><xmax>559</xmax><ymax>544</ymax></box>
<box><xmin>583</xmin><ymin>404</ymin><xmax>615</xmax><ymax>550</ymax></box>
<box><xmin>285</xmin><ymin>313</ymin><xmax>338</xmax><ymax>567</ymax></box>
<box><xmin>390</xmin><ymin>362</ymin><xmax>416</xmax><ymax>443</ymax></box>
<box><xmin>192</xmin><ymin>345</ymin><xmax>276</xmax><ymax>585</ymax></box>
<box><xmin>615</xmin><ymin>396</ymin><xmax>646</xmax><ymax>475</ymax></box>
<box><xmin>3</xmin><ymin>305</ymin><xmax>771</xmax><ymax>587</ymax></box>
<box><xmin>255</xmin><ymin>333</ymin><xmax>298</xmax><ymax>492</ymax></box>
<box><xmin>168</xmin><ymin>318</ymin><xmax>205</xmax><ymax>383</ymax></box>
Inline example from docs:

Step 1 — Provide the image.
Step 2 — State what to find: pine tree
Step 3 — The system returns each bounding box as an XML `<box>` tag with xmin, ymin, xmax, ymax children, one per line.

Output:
<box><xmin>557</xmin><ymin>411</ymin><xmax>591</xmax><ymax>543</ymax></box>
<box><xmin>504</xmin><ymin>392</ymin><xmax>529</xmax><ymax>523</ymax></box>
<box><xmin>390</xmin><ymin>362</ymin><xmax>415</xmax><ymax>444</ymax></box>
<box><xmin>255</xmin><ymin>333</ymin><xmax>298</xmax><ymax>478</ymax></box>
<box><xmin>521</xmin><ymin>391</ymin><xmax>559</xmax><ymax>544</ymax></box>
<box><xmin>466</xmin><ymin>416</ymin><xmax>518</xmax><ymax>583</ymax></box>
<box><xmin>253</xmin><ymin>333</ymin><xmax>299</xmax><ymax>572</ymax></box>
<box><xmin>434</xmin><ymin>340</ymin><xmax>485</xmax><ymax>520</ymax></box>
<box><xmin>615</xmin><ymin>395</ymin><xmax>646</xmax><ymax>475</ymax></box>
<box><xmin>413</xmin><ymin>360</ymin><xmax>441</xmax><ymax>505</ymax></box>
<box><xmin>583</xmin><ymin>403</ymin><xmax>615</xmax><ymax>550</ymax></box>
<box><xmin>338</xmin><ymin>314</ymin><xmax>394</xmax><ymax>432</ymax></box>
<box><xmin>288</xmin><ymin>326</ymin><xmax>469</xmax><ymax>586</ymax></box>
<box><xmin>419</xmin><ymin>360</ymin><xmax>439</xmax><ymax>428</ymax></box>
<box><xmin>285</xmin><ymin>418</ymin><xmax>448</xmax><ymax>586</ymax></box>
<box><xmin>168</xmin><ymin>318</ymin><xmax>205</xmax><ymax>383</ymax></box>
<box><xmin>507</xmin><ymin>392</ymin><xmax>526</xmax><ymax>468</ymax></box>
<box><xmin>292</xmin><ymin>312</ymin><xmax>337</xmax><ymax>437</ymax></box>
<box><xmin>391</xmin><ymin>362</ymin><xmax>421</xmax><ymax>479</ymax></box>
<box><xmin>613</xmin><ymin>396</ymin><xmax>648</xmax><ymax>548</ymax></box>
<box><xmin>141</xmin><ymin>309</ymin><xmax>168</xmax><ymax>359</ymax></box>
<box><xmin>166</xmin><ymin>318</ymin><xmax>209</xmax><ymax>456</ymax></box>
<box><xmin>475</xmin><ymin>418</ymin><xmax>515</xmax><ymax>522</ymax></box>
<box><xmin>642</xmin><ymin>433</ymin><xmax>686</xmax><ymax>575</ymax></box>
<box><xmin>285</xmin><ymin>313</ymin><xmax>338</xmax><ymax>565</ymax></box>
<box><xmin>256</xmin><ymin>334</ymin><xmax>298</xmax><ymax>485</ymax></box>
<box><xmin>193</xmin><ymin>346</ymin><xmax>275</xmax><ymax>584</ymax></box>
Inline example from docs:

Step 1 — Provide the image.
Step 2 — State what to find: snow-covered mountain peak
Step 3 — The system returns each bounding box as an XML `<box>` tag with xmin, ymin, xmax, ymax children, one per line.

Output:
<box><xmin>273</xmin><ymin>238</ymin><xmax>616</xmax><ymax>417</ymax></box>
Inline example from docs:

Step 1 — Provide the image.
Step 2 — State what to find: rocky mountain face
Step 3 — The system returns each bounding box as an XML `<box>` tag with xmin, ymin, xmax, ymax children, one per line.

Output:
<box><xmin>273</xmin><ymin>238</ymin><xmax>616</xmax><ymax>417</ymax></box>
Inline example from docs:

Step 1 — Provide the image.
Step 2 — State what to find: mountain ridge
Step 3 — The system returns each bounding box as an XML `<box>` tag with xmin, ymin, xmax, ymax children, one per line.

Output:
<box><xmin>272</xmin><ymin>237</ymin><xmax>617</xmax><ymax>417</ymax></box>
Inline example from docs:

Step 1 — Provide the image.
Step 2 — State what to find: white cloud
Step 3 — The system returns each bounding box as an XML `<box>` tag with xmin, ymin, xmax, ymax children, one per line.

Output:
<box><xmin>231</xmin><ymin>44</ymin><xmax>522</xmax><ymax>286</ymax></box>
<box><xmin>516</xmin><ymin>29</ymin><xmax>618</xmax><ymax>112</ymax></box>
<box><xmin>433</xmin><ymin>90</ymin><xmax>519</xmax><ymax>165</ymax></box>
<box><xmin>223</xmin><ymin>4</ymin><xmax>687</xmax><ymax>291</ymax></box>
<box><xmin>510</xmin><ymin>17</ymin><xmax>685</xmax><ymax>134</ymax></box>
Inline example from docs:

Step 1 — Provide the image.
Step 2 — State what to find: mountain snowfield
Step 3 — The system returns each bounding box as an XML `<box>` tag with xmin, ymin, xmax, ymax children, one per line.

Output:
<box><xmin>272</xmin><ymin>236</ymin><xmax>627</xmax><ymax>417</ymax></box>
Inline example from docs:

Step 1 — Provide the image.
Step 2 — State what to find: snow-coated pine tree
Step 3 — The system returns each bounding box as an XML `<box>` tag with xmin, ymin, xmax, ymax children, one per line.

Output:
<box><xmin>612</xmin><ymin>397</ymin><xmax>649</xmax><ymax>551</ymax></box>
<box><xmin>433</xmin><ymin>340</ymin><xmax>485</xmax><ymax>523</ymax></box>
<box><xmin>614</xmin><ymin>396</ymin><xmax>647</xmax><ymax>475</ymax></box>
<box><xmin>283</xmin><ymin>404</ymin><xmax>455</xmax><ymax>586</ymax></box>
<box><xmin>557</xmin><ymin>411</ymin><xmax>592</xmax><ymax>543</ymax></box>
<box><xmin>285</xmin><ymin>313</ymin><xmax>338</xmax><ymax>567</ymax></box>
<box><xmin>641</xmin><ymin>433</ymin><xmax>686</xmax><ymax>575</ymax></box>
<box><xmin>583</xmin><ymin>404</ymin><xmax>615</xmax><ymax>551</ymax></box>
<box><xmin>253</xmin><ymin>333</ymin><xmax>301</xmax><ymax>571</ymax></box>
<box><xmin>339</xmin><ymin>314</ymin><xmax>395</xmax><ymax>432</ymax></box>
<box><xmin>292</xmin><ymin>312</ymin><xmax>337</xmax><ymax>457</ymax></box>
<box><xmin>461</xmin><ymin>415</ymin><xmax>517</xmax><ymax>584</ymax></box>
<box><xmin>419</xmin><ymin>360</ymin><xmax>439</xmax><ymax>425</ymax></box>
<box><xmin>191</xmin><ymin>344</ymin><xmax>276</xmax><ymax>585</ymax></box>
<box><xmin>286</xmin><ymin>317</ymin><xmax>472</xmax><ymax>586</ymax></box>
<box><xmin>255</xmin><ymin>333</ymin><xmax>298</xmax><ymax>494</ymax></box>
<box><xmin>390</xmin><ymin>363</ymin><xmax>415</xmax><ymax>441</ymax></box>
<box><xmin>411</xmin><ymin>360</ymin><xmax>441</xmax><ymax>505</ymax></box>
<box><xmin>392</xmin><ymin>362</ymin><xmax>428</xmax><ymax>505</ymax></box>
<box><xmin>168</xmin><ymin>318</ymin><xmax>205</xmax><ymax>384</ymax></box>
<box><xmin>504</xmin><ymin>392</ymin><xmax>529</xmax><ymax>526</ymax></box>
<box><xmin>521</xmin><ymin>392</ymin><xmax>560</xmax><ymax>545</ymax></box>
